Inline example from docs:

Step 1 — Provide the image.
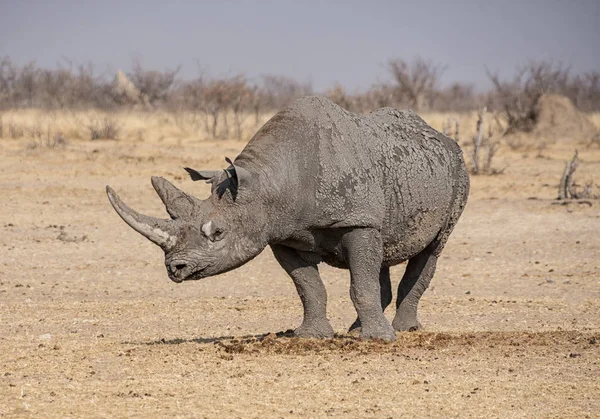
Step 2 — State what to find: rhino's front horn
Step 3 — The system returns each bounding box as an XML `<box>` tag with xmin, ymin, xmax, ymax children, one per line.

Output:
<box><xmin>106</xmin><ymin>186</ymin><xmax>178</xmax><ymax>249</ymax></box>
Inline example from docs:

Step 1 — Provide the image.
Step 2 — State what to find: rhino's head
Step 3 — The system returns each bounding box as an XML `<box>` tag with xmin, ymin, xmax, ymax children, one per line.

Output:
<box><xmin>106</xmin><ymin>159</ymin><xmax>269</xmax><ymax>283</ymax></box>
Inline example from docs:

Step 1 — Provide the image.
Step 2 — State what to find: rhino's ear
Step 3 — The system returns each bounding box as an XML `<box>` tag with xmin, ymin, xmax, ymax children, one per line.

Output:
<box><xmin>184</xmin><ymin>167</ymin><xmax>220</xmax><ymax>184</ymax></box>
<box><xmin>224</xmin><ymin>157</ymin><xmax>254</xmax><ymax>189</ymax></box>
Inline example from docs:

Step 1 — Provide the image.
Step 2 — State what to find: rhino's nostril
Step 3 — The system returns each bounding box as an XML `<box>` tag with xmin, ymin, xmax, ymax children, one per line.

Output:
<box><xmin>174</xmin><ymin>263</ymin><xmax>187</xmax><ymax>272</ymax></box>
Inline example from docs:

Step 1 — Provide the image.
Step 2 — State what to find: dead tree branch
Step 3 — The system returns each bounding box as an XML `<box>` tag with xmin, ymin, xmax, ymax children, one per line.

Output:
<box><xmin>558</xmin><ymin>151</ymin><xmax>579</xmax><ymax>200</ymax></box>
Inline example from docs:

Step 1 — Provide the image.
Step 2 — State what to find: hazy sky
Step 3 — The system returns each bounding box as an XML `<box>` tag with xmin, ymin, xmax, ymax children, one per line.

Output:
<box><xmin>1</xmin><ymin>0</ymin><xmax>598</xmax><ymax>91</ymax></box>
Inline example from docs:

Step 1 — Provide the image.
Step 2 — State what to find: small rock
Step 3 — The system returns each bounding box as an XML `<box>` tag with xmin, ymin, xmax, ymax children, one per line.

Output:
<box><xmin>38</xmin><ymin>333</ymin><xmax>52</xmax><ymax>340</ymax></box>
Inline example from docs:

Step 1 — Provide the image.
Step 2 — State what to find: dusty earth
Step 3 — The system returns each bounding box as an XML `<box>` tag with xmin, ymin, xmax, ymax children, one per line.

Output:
<box><xmin>1</xmin><ymin>128</ymin><xmax>599</xmax><ymax>418</ymax></box>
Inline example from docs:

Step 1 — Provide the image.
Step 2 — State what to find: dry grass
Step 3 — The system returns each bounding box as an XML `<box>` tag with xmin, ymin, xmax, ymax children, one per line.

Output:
<box><xmin>0</xmin><ymin>109</ymin><xmax>274</xmax><ymax>143</ymax></box>
<box><xmin>2</xmin><ymin>108</ymin><xmax>597</xmax><ymax>145</ymax></box>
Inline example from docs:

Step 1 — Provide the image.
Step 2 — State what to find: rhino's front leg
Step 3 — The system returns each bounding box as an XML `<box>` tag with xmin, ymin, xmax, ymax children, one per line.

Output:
<box><xmin>342</xmin><ymin>228</ymin><xmax>396</xmax><ymax>341</ymax></box>
<box><xmin>271</xmin><ymin>244</ymin><xmax>334</xmax><ymax>338</ymax></box>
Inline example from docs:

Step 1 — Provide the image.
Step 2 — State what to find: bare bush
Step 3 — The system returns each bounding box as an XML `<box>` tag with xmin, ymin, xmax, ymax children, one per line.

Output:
<box><xmin>0</xmin><ymin>55</ymin><xmax>598</xmax><ymax>121</ymax></box>
<box><xmin>326</xmin><ymin>83</ymin><xmax>353</xmax><ymax>111</ymax></box>
<box><xmin>486</xmin><ymin>61</ymin><xmax>572</xmax><ymax>134</ymax></box>
<box><xmin>128</xmin><ymin>60</ymin><xmax>180</xmax><ymax>108</ymax></box>
<box><xmin>261</xmin><ymin>74</ymin><xmax>313</xmax><ymax>110</ymax></box>
<box><xmin>437</xmin><ymin>82</ymin><xmax>481</xmax><ymax>112</ymax></box>
<box><xmin>87</xmin><ymin>117</ymin><xmax>120</xmax><ymax>140</ymax></box>
<box><xmin>469</xmin><ymin>108</ymin><xmax>503</xmax><ymax>175</ymax></box>
<box><xmin>387</xmin><ymin>57</ymin><xmax>446</xmax><ymax>111</ymax></box>
<box><xmin>246</xmin><ymin>84</ymin><xmax>268</xmax><ymax>127</ymax></box>
<box><xmin>26</xmin><ymin>130</ymin><xmax>68</xmax><ymax>150</ymax></box>
<box><xmin>443</xmin><ymin>117</ymin><xmax>460</xmax><ymax>142</ymax></box>
<box><xmin>202</xmin><ymin>77</ymin><xmax>236</xmax><ymax>139</ymax></box>
<box><xmin>228</xmin><ymin>75</ymin><xmax>252</xmax><ymax>140</ymax></box>
<box><xmin>556</xmin><ymin>151</ymin><xmax>599</xmax><ymax>201</ymax></box>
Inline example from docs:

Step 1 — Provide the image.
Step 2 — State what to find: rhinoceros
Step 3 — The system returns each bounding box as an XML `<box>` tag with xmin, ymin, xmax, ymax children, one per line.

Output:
<box><xmin>106</xmin><ymin>96</ymin><xmax>469</xmax><ymax>340</ymax></box>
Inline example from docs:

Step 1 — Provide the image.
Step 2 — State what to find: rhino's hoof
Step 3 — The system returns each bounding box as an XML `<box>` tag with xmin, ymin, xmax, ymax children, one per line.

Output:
<box><xmin>359</xmin><ymin>324</ymin><xmax>396</xmax><ymax>341</ymax></box>
<box><xmin>392</xmin><ymin>318</ymin><xmax>422</xmax><ymax>332</ymax></box>
<box><xmin>348</xmin><ymin>318</ymin><xmax>361</xmax><ymax>334</ymax></box>
<box><xmin>294</xmin><ymin>321</ymin><xmax>334</xmax><ymax>339</ymax></box>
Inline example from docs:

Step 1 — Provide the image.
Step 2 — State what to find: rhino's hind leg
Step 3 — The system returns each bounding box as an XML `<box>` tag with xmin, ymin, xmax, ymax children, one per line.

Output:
<box><xmin>271</xmin><ymin>245</ymin><xmax>334</xmax><ymax>338</ymax></box>
<box><xmin>392</xmin><ymin>249</ymin><xmax>438</xmax><ymax>331</ymax></box>
<box><xmin>342</xmin><ymin>228</ymin><xmax>396</xmax><ymax>341</ymax></box>
<box><xmin>348</xmin><ymin>267</ymin><xmax>392</xmax><ymax>333</ymax></box>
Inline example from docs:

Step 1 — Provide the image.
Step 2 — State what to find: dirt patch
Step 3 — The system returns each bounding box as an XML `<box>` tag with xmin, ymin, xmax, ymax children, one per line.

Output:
<box><xmin>1</xmin><ymin>124</ymin><xmax>599</xmax><ymax>417</ymax></box>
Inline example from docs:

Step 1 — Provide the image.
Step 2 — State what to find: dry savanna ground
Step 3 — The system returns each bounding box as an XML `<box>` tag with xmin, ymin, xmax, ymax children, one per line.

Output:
<box><xmin>1</xmin><ymin>108</ymin><xmax>599</xmax><ymax>418</ymax></box>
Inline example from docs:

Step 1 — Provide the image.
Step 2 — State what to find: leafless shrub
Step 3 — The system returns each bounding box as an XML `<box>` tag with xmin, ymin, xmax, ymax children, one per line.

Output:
<box><xmin>443</xmin><ymin>117</ymin><xmax>460</xmax><ymax>142</ymax></box>
<box><xmin>569</xmin><ymin>181</ymin><xmax>599</xmax><ymax>200</ymax></box>
<box><xmin>469</xmin><ymin>108</ymin><xmax>503</xmax><ymax>175</ymax></box>
<box><xmin>228</xmin><ymin>75</ymin><xmax>252</xmax><ymax>140</ymax></box>
<box><xmin>555</xmin><ymin>151</ymin><xmax>599</xmax><ymax>203</ymax></box>
<box><xmin>387</xmin><ymin>57</ymin><xmax>446</xmax><ymax>111</ymax></box>
<box><xmin>260</xmin><ymin>74</ymin><xmax>313</xmax><ymax>110</ymax></box>
<box><xmin>0</xmin><ymin>54</ymin><xmax>598</xmax><ymax>121</ymax></box>
<box><xmin>326</xmin><ymin>83</ymin><xmax>353</xmax><ymax>111</ymax></box>
<box><xmin>559</xmin><ymin>152</ymin><xmax>599</xmax><ymax>200</ymax></box>
<box><xmin>558</xmin><ymin>151</ymin><xmax>579</xmax><ymax>199</ymax></box>
<box><xmin>128</xmin><ymin>60</ymin><xmax>180</xmax><ymax>108</ymax></box>
<box><xmin>87</xmin><ymin>117</ymin><xmax>120</xmax><ymax>140</ymax></box>
<box><xmin>437</xmin><ymin>82</ymin><xmax>481</xmax><ymax>112</ymax></box>
<box><xmin>246</xmin><ymin>84</ymin><xmax>267</xmax><ymax>127</ymax></box>
<box><xmin>486</xmin><ymin>61</ymin><xmax>571</xmax><ymax>134</ymax></box>
<box><xmin>570</xmin><ymin>71</ymin><xmax>600</xmax><ymax>112</ymax></box>
<box><xmin>26</xmin><ymin>130</ymin><xmax>68</xmax><ymax>150</ymax></box>
<box><xmin>202</xmin><ymin>78</ymin><xmax>235</xmax><ymax>139</ymax></box>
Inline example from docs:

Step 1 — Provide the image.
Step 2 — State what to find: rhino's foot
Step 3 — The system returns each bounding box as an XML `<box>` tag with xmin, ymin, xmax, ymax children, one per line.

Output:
<box><xmin>359</xmin><ymin>322</ymin><xmax>396</xmax><ymax>341</ymax></box>
<box><xmin>294</xmin><ymin>320</ymin><xmax>334</xmax><ymax>339</ymax></box>
<box><xmin>392</xmin><ymin>316</ymin><xmax>422</xmax><ymax>332</ymax></box>
<box><xmin>348</xmin><ymin>318</ymin><xmax>361</xmax><ymax>334</ymax></box>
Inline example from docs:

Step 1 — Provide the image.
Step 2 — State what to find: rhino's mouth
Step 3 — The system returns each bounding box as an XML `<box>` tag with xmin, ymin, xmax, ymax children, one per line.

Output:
<box><xmin>169</xmin><ymin>266</ymin><xmax>209</xmax><ymax>283</ymax></box>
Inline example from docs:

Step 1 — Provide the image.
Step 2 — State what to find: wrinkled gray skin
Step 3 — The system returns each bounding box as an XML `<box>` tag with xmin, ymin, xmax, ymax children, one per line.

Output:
<box><xmin>107</xmin><ymin>97</ymin><xmax>469</xmax><ymax>341</ymax></box>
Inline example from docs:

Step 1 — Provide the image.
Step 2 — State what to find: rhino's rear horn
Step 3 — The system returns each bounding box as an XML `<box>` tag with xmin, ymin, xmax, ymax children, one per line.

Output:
<box><xmin>151</xmin><ymin>176</ymin><xmax>198</xmax><ymax>219</ymax></box>
<box><xmin>106</xmin><ymin>185</ymin><xmax>178</xmax><ymax>249</ymax></box>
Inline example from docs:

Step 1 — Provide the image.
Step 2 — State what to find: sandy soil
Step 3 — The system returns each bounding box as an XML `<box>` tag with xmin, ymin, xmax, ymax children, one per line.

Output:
<box><xmin>1</xmin><ymin>130</ymin><xmax>599</xmax><ymax>418</ymax></box>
